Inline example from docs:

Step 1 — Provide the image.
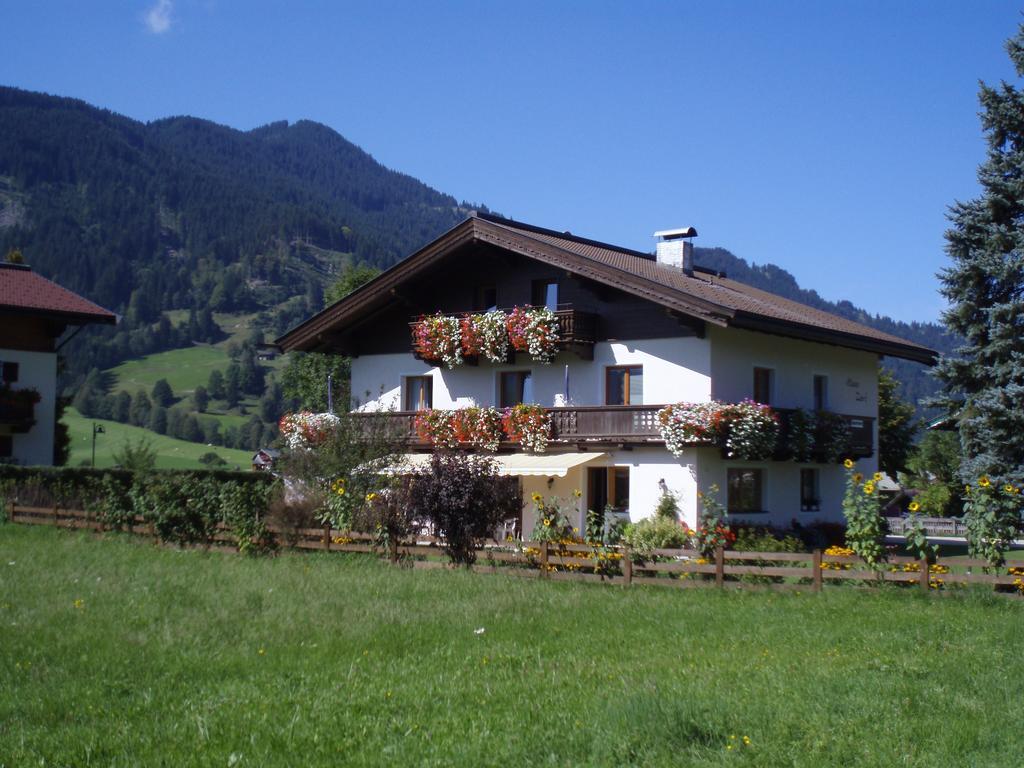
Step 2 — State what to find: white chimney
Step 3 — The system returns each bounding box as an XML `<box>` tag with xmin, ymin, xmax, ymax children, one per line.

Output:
<box><xmin>654</xmin><ymin>227</ymin><xmax>698</xmax><ymax>276</ymax></box>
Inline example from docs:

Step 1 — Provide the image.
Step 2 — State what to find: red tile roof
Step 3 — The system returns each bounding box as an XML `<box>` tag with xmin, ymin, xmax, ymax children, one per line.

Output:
<box><xmin>0</xmin><ymin>263</ymin><xmax>117</xmax><ymax>324</ymax></box>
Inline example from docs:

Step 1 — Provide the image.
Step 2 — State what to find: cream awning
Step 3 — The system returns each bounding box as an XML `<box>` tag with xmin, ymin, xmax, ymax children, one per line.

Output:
<box><xmin>392</xmin><ymin>452</ymin><xmax>606</xmax><ymax>478</ymax></box>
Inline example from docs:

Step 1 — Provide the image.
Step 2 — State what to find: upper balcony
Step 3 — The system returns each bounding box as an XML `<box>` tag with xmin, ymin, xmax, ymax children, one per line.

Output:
<box><xmin>356</xmin><ymin>405</ymin><xmax>874</xmax><ymax>459</ymax></box>
<box><xmin>410</xmin><ymin>305</ymin><xmax>598</xmax><ymax>363</ymax></box>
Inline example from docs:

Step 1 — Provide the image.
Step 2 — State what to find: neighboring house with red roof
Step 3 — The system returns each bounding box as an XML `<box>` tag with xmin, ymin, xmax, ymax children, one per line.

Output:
<box><xmin>277</xmin><ymin>214</ymin><xmax>936</xmax><ymax>532</ymax></box>
<box><xmin>0</xmin><ymin>262</ymin><xmax>116</xmax><ymax>465</ymax></box>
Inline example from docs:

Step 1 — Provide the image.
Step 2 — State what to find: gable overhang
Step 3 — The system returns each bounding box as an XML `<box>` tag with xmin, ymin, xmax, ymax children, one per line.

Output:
<box><xmin>275</xmin><ymin>215</ymin><xmax>938</xmax><ymax>366</ymax></box>
<box><xmin>276</xmin><ymin>217</ymin><xmax>733</xmax><ymax>353</ymax></box>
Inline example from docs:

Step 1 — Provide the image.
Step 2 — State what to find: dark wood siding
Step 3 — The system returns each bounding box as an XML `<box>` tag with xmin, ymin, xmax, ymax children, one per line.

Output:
<box><xmin>340</xmin><ymin>243</ymin><xmax>696</xmax><ymax>356</ymax></box>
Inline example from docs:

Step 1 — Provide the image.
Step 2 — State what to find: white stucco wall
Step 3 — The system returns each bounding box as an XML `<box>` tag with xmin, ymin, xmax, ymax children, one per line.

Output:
<box><xmin>351</xmin><ymin>325</ymin><xmax>883</xmax><ymax>531</ymax></box>
<box><xmin>350</xmin><ymin>336</ymin><xmax>711</xmax><ymax>411</ymax></box>
<box><xmin>709</xmin><ymin>326</ymin><xmax>878</xmax><ymax>417</ymax></box>
<box><xmin>1</xmin><ymin>348</ymin><xmax>56</xmax><ymax>466</ymax></box>
<box><xmin>694</xmin><ymin>449</ymin><xmax>851</xmax><ymax>528</ymax></box>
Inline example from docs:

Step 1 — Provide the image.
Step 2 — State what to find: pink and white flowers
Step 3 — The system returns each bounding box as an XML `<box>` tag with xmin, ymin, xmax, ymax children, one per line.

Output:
<box><xmin>279</xmin><ymin>411</ymin><xmax>341</xmax><ymax>451</ymax></box>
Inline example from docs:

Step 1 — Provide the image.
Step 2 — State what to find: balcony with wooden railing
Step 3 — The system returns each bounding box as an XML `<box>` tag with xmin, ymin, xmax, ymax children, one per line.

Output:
<box><xmin>354</xmin><ymin>405</ymin><xmax>874</xmax><ymax>457</ymax></box>
<box><xmin>410</xmin><ymin>305</ymin><xmax>598</xmax><ymax>363</ymax></box>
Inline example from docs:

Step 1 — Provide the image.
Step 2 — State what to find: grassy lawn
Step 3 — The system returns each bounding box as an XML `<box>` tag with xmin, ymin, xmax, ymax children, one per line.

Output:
<box><xmin>2</xmin><ymin>525</ymin><xmax>1022</xmax><ymax>766</ymax></box>
<box><xmin>63</xmin><ymin>407</ymin><xmax>252</xmax><ymax>470</ymax></box>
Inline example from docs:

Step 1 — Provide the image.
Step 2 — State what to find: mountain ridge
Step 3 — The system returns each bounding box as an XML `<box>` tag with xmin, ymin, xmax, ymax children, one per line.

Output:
<box><xmin>0</xmin><ymin>85</ymin><xmax>948</xmax><ymax>412</ymax></box>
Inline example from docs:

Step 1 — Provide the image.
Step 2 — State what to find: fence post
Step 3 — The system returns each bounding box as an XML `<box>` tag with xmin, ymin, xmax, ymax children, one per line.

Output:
<box><xmin>323</xmin><ymin>524</ymin><xmax>331</xmax><ymax>552</ymax></box>
<box><xmin>623</xmin><ymin>546</ymin><xmax>633</xmax><ymax>587</ymax></box>
<box><xmin>812</xmin><ymin>549</ymin><xmax>823</xmax><ymax>592</ymax></box>
<box><xmin>540</xmin><ymin>541</ymin><xmax>549</xmax><ymax>578</ymax></box>
<box><xmin>715</xmin><ymin>546</ymin><xmax>725</xmax><ymax>588</ymax></box>
<box><xmin>918</xmin><ymin>557</ymin><xmax>930</xmax><ymax>592</ymax></box>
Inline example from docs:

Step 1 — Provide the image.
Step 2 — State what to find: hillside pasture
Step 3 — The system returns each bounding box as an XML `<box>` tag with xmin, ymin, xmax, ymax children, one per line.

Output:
<box><xmin>63</xmin><ymin>407</ymin><xmax>252</xmax><ymax>469</ymax></box>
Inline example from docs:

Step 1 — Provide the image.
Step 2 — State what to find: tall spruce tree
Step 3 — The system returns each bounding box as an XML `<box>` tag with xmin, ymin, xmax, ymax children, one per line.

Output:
<box><xmin>935</xmin><ymin>25</ymin><xmax>1024</xmax><ymax>560</ymax></box>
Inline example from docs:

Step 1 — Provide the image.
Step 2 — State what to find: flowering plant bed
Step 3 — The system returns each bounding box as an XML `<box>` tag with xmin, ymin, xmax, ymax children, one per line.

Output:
<box><xmin>715</xmin><ymin>400</ymin><xmax>779</xmax><ymax>460</ymax></box>
<box><xmin>502</xmin><ymin>404</ymin><xmax>551</xmax><ymax>453</ymax></box>
<box><xmin>412</xmin><ymin>313</ymin><xmax>463</xmax><ymax>368</ymax></box>
<box><xmin>279</xmin><ymin>411</ymin><xmax>341</xmax><ymax>451</ymax></box>
<box><xmin>460</xmin><ymin>311</ymin><xmax>509</xmax><ymax>363</ymax></box>
<box><xmin>413</xmin><ymin>405</ymin><xmax>551</xmax><ymax>453</ymax></box>
<box><xmin>413</xmin><ymin>409</ymin><xmax>461</xmax><ymax>449</ymax></box>
<box><xmin>506</xmin><ymin>306</ymin><xmax>559</xmax><ymax>363</ymax></box>
<box><xmin>657</xmin><ymin>400</ymin><xmax>779</xmax><ymax>460</ymax></box>
<box><xmin>454</xmin><ymin>407</ymin><xmax>505</xmax><ymax>451</ymax></box>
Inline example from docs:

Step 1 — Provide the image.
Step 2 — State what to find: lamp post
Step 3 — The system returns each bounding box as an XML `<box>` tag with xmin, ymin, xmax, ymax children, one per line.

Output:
<box><xmin>91</xmin><ymin>423</ymin><xmax>105</xmax><ymax>467</ymax></box>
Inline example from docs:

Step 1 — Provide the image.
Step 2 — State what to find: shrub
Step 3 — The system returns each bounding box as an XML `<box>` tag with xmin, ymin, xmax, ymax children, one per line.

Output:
<box><xmin>695</xmin><ymin>485</ymin><xmax>735</xmax><ymax>557</ymax></box>
<box><xmin>112</xmin><ymin>438</ymin><xmax>157</xmax><ymax>471</ymax></box>
<box><xmin>408</xmin><ymin>452</ymin><xmax>520</xmax><ymax>566</ymax></box>
<box><xmin>654</xmin><ymin>487</ymin><xmax>679</xmax><ymax>521</ymax></box>
<box><xmin>731</xmin><ymin>526</ymin><xmax>806</xmax><ymax>553</ymax></box>
<box><xmin>622</xmin><ymin>516</ymin><xmax>692</xmax><ymax>558</ymax></box>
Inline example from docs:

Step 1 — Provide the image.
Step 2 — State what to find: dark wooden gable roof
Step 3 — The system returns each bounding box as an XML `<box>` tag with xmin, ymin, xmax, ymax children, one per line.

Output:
<box><xmin>277</xmin><ymin>213</ymin><xmax>936</xmax><ymax>364</ymax></box>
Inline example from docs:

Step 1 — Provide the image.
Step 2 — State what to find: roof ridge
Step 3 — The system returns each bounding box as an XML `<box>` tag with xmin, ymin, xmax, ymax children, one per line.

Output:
<box><xmin>476</xmin><ymin>212</ymin><xmax>657</xmax><ymax>261</ymax></box>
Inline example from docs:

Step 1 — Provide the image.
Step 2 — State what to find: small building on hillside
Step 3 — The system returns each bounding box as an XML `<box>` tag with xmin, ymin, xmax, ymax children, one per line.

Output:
<box><xmin>0</xmin><ymin>262</ymin><xmax>116</xmax><ymax>465</ymax></box>
<box><xmin>252</xmin><ymin>447</ymin><xmax>281</xmax><ymax>472</ymax></box>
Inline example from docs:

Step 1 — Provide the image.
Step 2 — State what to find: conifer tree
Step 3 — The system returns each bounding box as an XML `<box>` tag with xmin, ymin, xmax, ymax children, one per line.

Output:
<box><xmin>935</xmin><ymin>25</ymin><xmax>1024</xmax><ymax>557</ymax></box>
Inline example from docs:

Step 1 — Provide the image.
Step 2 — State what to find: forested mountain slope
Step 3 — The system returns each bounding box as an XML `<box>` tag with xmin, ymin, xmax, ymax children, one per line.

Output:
<box><xmin>0</xmin><ymin>86</ymin><xmax>947</xmax><ymax>414</ymax></box>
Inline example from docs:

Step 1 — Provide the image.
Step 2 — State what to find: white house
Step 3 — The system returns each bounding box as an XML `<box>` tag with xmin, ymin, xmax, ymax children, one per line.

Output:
<box><xmin>0</xmin><ymin>262</ymin><xmax>116</xmax><ymax>465</ymax></box>
<box><xmin>277</xmin><ymin>214</ymin><xmax>935</xmax><ymax>534</ymax></box>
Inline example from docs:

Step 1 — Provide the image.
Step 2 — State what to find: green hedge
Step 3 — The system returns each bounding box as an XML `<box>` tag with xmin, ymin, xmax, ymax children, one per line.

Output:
<box><xmin>0</xmin><ymin>466</ymin><xmax>279</xmax><ymax>554</ymax></box>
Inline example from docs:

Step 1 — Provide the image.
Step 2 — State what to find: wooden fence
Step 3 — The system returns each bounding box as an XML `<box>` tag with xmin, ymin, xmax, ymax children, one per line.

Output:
<box><xmin>8</xmin><ymin>504</ymin><xmax>1023</xmax><ymax>596</ymax></box>
<box><xmin>886</xmin><ymin>515</ymin><xmax>969</xmax><ymax>538</ymax></box>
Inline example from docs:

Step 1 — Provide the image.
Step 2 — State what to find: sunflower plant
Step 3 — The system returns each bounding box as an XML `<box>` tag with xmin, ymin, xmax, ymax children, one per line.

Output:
<box><xmin>841</xmin><ymin>460</ymin><xmax>886</xmax><ymax>569</ymax></box>
<box><xmin>902</xmin><ymin>499</ymin><xmax>938</xmax><ymax>563</ymax></box>
<box><xmin>529</xmin><ymin>492</ymin><xmax>575</xmax><ymax>543</ymax></box>
<box><xmin>963</xmin><ymin>476</ymin><xmax>1021</xmax><ymax>568</ymax></box>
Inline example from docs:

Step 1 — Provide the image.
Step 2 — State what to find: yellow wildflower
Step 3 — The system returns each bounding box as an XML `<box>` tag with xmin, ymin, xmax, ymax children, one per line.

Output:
<box><xmin>843</xmin><ymin>458</ymin><xmax>854</xmax><ymax>469</ymax></box>
<box><xmin>863</xmin><ymin>482</ymin><xmax>875</xmax><ymax>495</ymax></box>
<box><xmin>908</xmin><ymin>501</ymin><xmax>920</xmax><ymax>512</ymax></box>
<box><xmin>543</xmin><ymin>518</ymin><xmax>551</xmax><ymax>527</ymax></box>
<box><xmin>73</xmin><ymin>599</ymin><xmax>84</xmax><ymax>609</ymax></box>
<box><xmin>573</xmin><ymin>488</ymin><xmax>582</xmax><ymax>498</ymax></box>
<box><xmin>852</xmin><ymin>472</ymin><xmax>863</xmax><ymax>484</ymax></box>
<box><xmin>365</xmin><ymin>492</ymin><xmax>378</xmax><ymax>502</ymax></box>
<box><xmin>979</xmin><ymin>476</ymin><xmax>991</xmax><ymax>488</ymax></box>
<box><xmin>1004</xmin><ymin>484</ymin><xmax>1016</xmax><ymax>494</ymax></box>
<box><xmin>873</xmin><ymin>472</ymin><xmax>883</xmax><ymax>482</ymax></box>
<box><xmin>531</xmin><ymin>492</ymin><xmax>543</xmax><ymax>503</ymax></box>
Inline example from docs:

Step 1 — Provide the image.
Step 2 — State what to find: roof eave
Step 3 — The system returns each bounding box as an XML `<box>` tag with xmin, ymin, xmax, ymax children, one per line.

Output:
<box><xmin>729</xmin><ymin>312</ymin><xmax>938</xmax><ymax>365</ymax></box>
<box><xmin>0</xmin><ymin>306</ymin><xmax>118</xmax><ymax>326</ymax></box>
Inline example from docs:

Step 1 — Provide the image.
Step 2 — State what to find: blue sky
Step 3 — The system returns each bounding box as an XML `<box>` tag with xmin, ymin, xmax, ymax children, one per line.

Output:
<box><xmin>4</xmin><ymin>1</ymin><xmax>1021</xmax><ymax>324</ymax></box>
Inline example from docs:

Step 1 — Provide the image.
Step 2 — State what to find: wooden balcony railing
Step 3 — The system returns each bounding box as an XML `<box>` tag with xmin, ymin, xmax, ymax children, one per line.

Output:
<box><xmin>410</xmin><ymin>306</ymin><xmax>598</xmax><ymax>362</ymax></box>
<box><xmin>353</xmin><ymin>405</ymin><xmax>874</xmax><ymax>457</ymax></box>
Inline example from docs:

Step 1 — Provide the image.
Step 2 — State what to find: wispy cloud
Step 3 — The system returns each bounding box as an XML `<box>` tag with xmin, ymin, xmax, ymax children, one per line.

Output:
<box><xmin>144</xmin><ymin>0</ymin><xmax>174</xmax><ymax>34</ymax></box>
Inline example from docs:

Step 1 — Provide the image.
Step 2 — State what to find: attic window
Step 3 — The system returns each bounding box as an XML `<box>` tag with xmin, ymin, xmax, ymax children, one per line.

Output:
<box><xmin>1</xmin><ymin>362</ymin><xmax>18</xmax><ymax>384</ymax></box>
<box><xmin>531</xmin><ymin>280</ymin><xmax>558</xmax><ymax>311</ymax></box>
